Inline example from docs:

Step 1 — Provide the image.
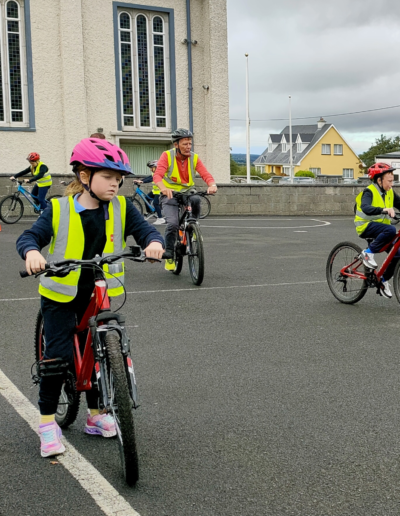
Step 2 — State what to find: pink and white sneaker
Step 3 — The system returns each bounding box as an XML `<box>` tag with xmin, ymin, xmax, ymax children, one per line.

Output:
<box><xmin>39</xmin><ymin>421</ymin><xmax>65</xmax><ymax>458</ymax></box>
<box><xmin>84</xmin><ymin>412</ymin><xmax>117</xmax><ymax>438</ymax></box>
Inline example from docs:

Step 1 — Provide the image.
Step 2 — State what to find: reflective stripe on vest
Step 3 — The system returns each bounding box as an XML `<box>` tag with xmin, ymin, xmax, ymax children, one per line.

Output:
<box><xmin>39</xmin><ymin>196</ymin><xmax>126</xmax><ymax>302</ymax></box>
<box><xmin>32</xmin><ymin>162</ymin><xmax>52</xmax><ymax>187</ymax></box>
<box><xmin>161</xmin><ymin>149</ymin><xmax>198</xmax><ymax>192</ymax></box>
<box><xmin>354</xmin><ymin>184</ymin><xmax>393</xmax><ymax>235</ymax></box>
<box><xmin>151</xmin><ymin>169</ymin><xmax>161</xmax><ymax>194</ymax></box>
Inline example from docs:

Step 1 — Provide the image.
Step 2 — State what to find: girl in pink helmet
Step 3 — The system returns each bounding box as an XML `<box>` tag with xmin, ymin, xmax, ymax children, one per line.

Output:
<box><xmin>16</xmin><ymin>138</ymin><xmax>164</xmax><ymax>458</ymax></box>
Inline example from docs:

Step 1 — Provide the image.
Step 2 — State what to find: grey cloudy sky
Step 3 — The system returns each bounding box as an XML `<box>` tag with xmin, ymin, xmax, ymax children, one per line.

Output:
<box><xmin>227</xmin><ymin>0</ymin><xmax>400</xmax><ymax>155</ymax></box>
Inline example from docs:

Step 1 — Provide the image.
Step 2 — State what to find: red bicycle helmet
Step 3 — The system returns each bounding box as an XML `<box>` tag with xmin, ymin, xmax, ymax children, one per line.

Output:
<box><xmin>27</xmin><ymin>152</ymin><xmax>40</xmax><ymax>162</ymax></box>
<box><xmin>368</xmin><ymin>162</ymin><xmax>396</xmax><ymax>181</ymax></box>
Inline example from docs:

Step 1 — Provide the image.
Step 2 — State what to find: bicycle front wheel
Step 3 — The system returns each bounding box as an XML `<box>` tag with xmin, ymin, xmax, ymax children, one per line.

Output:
<box><xmin>0</xmin><ymin>195</ymin><xmax>24</xmax><ymax>224</ymax></box>
<box><xmin>326</xmin><ymin>241</ymin><xmax>368</xmax><ymax>304</ymax></box>
<box><xmin>34</xmin><ymin>310</ymin><xmax>81</xmax><ymax>428</ymax></box>
<box><xmin>105</xmin><ymin>332</ymin><xmax>139</xmax><ymax>486</ymax></box>
<box><xmin>132</xmin><ymin>198</ymin><xmax>144</xmax><ymax>215</ymax></box>
<box><xmin>392</xmin><ymin>260</ymin><xmax>400</xmax><ymax>305</ymax></box>
<box><xmin>199</xmin><ymin>196</ymin><xmax>211</xmax><ymax>219</ymax></box>
<box><xmin>187</xmin><ymin>223</ymin><xmax>205</xmax><ymax>286</ymax></box>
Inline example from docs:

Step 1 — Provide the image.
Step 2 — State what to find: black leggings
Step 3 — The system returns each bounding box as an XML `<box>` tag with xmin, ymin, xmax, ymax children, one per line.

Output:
<box><xmin>39</xmin><ymin>294</ymin><xmax>99</xmax><ymax>415</ymax></box>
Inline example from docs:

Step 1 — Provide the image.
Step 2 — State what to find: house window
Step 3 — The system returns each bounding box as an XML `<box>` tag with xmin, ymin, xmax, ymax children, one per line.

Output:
<box><xmin>297</xmin><ymin>143</ymin><xmax>302</xmax><ymax>153</ymax></box>
<box><xmin>334</xmin><ymin>144</ymin><xmax>343</xmax><ymax>155</ymax></box>
<box><xmin>322</xmin><ymin>144</ymin><xmax>331</xmax><ymax>155</ymax></box>
<box><xmin>310</xmin><ymin>168</ymin><xmax>321</xmax><ymax>175</ymax></box>
<box><xmin>282</xmin><ymin>143</ymin><xmax>287</xmax><ymax>152</ymax></box>
<box><xmin>0</xmin><ymin>0</ymin><xmax>30</xmax><ymax>127</ymax></box>
<box><xmin>118</xmin><ymin>10</ymin><xmax>169</xmax><ymax>131</ymax></box>
<box><xmin>283</xmin><ymin>166</ymin><xmax>290</xmax><ymax>176</ymax></box>
<box><xmin>343</xmin><ymin>168</ymin><xmax>354</xmax><ymax>178</ymax></box>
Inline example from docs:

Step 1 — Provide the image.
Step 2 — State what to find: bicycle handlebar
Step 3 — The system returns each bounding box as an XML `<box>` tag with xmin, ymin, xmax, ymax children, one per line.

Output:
<box><xmin>20</xmin><ymin>245</ymin><xmax>161</xmax><ymax>278</ymax></box>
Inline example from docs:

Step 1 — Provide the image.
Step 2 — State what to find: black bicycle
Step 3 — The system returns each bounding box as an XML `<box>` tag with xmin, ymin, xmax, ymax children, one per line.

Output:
<box><xmin>21</xmin><ymin>246</ymin><xmax>157</xmax><ymax>486</ymax></box>
<box><xmin>164</xmin><ymin>191</ymin><xmax>211</xmax><ymax>286</ymax></box>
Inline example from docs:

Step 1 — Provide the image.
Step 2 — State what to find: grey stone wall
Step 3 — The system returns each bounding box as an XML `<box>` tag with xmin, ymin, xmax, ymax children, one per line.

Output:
<box><xmin>0</xmin><ymin>174</ymin><xmax>367</xmax><ymax>217</ymax></box>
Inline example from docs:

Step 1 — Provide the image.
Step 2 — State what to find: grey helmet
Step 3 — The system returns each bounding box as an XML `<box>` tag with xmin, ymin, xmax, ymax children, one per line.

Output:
<box><xmin>171</xmin><ymin>128</ymin><xmax>193</xmax><ymax>143</ymax></box>
<box><xmin>147</xmin><ymin>160</ymin><xmax>158</xmax><ymax>168</ymax></box>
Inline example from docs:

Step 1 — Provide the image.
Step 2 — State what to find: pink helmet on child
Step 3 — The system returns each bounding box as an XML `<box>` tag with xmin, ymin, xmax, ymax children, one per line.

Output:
<box><xmin>70</xmin><ymin>138</ymin><xmax>133</xmax><ymax>175</ymax></box>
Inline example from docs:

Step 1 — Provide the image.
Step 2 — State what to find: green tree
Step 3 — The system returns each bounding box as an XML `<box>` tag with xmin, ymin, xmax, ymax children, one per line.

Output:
<box><xmin>295</xmin><ymin>170</ymin><xmax>315</xmax><ymax>178</ymax></box>
<box><xmin>359</xmin><ymin>134</ymin><xmax>400</xmax><ymax>169</ymax></box>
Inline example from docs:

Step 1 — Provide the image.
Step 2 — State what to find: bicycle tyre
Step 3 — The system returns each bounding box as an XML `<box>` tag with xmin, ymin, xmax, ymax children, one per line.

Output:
<box><xmin>187</xmin><ymin>223</ymin><xmax>205</xmax><ymax>286</ymax></box>
<box><xmin>199</xmin><ymin>196</ymin><xmax>211</xmax><ymax>219</ymax></box>
<box><xmin>105</xmin><ymin>332</ymin><xmax>139</xmax><ymax>486</ymax></box>
<box><xmin>132</xmin><ymin>198</ymin><xmax>144</xmax><ymax>215</ymax></box>
<box><xmin>34</xmin><ymin>310</ymin><xmax>81</xmax><ymax>428</ymax></box>
<box><xmin>326</xmin><ymin>241</ymin><xmax>368</xmax><ymax>304</ymax></box>
<box><xmin>392</xmin><ymin>260</ymin><xmax>400</xmax><ymax>305</ymax></box>
<box><xmin>173</xmin><ymin>256</ymin><xmax>183</xmax><ymax>275</ymax></box>
<box><xmin>0</xmin><ymin>195</ymin><xmax>24</xmax><ymax>224</ymax></box>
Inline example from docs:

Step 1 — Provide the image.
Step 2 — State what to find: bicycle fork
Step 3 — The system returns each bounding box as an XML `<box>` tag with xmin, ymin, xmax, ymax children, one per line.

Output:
<box><xmin>88</xmin><ymin>317</ymin><xmax>139</xmax><ymax>411</ymax></box>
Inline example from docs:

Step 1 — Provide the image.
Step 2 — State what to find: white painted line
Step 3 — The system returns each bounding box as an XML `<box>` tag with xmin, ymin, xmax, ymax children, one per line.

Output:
<box><xmin>201</xmin><ymin>219</ymin><xmax>331</xmax><ymax>229</ymax></box>
<box><xmin>294</xmin><ymin>231</ymin><xmax>307</xmax><ymax>233</ymax></box>
<box><xmin>0</xmin><ymin>280</ymin><xmax>326</xmax><ymax>303</ymax></box>
<box><xmin>125</xmin><ymin>280</ymin><xmax>326</xmax><ymax>295</ymax></box>
<box><xmin>0</xmin><ymin>369</ymin><xmax>141</xmax><ymax>516</ymax></box>
<box><xmin>0</xmin><ymin>296</ymin><xmax>40</xmax><ymax>302</ymax></box>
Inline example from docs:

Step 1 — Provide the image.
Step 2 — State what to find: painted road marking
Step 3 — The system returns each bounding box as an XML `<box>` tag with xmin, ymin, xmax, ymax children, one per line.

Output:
<box><xmin>0</xmin><ymin>280</ymin><xmax>326</xmax><ymax>303</ymax></box>
<box><xmin>0</xmin><ymin>369</ymin><xmax>141</xmax><ymax>516</ymax></box>
<box><xmin>201</xmin><ymin>218</ymin><xmax>330</xmax><ymax>229</ymax></box>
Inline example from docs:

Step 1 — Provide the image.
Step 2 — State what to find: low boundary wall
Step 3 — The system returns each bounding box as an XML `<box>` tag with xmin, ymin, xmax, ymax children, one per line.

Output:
<box><xmin>0</xmin><ymin>174</ymin><xmax>367</xmax><ymax>216</ymax></box>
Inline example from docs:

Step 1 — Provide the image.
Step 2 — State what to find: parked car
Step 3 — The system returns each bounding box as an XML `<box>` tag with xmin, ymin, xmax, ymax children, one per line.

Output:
<box><xmin>279</xmin><ymin>177</ymin><xmax>316</xmax><ymax>184</ymax></box>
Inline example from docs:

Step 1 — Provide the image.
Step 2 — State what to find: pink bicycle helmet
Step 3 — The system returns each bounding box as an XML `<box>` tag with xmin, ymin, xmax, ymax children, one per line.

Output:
<box><xmin>70</xmin><ymin>138</ymin><xmax>132</xmax><ymax>175</ymax></box>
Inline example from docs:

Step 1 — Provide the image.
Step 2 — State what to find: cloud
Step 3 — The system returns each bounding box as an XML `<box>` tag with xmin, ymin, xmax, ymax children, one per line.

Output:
<box><xmin>227</xmin><ymin>0</ymin><xmax>400</xmax><ymax>154</ymax></box>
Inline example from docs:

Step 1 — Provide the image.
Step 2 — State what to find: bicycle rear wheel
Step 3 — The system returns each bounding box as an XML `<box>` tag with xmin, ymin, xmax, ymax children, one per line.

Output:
<box><xmin>34</xmin><ymin>310</ymin><xmax>81</xmax><ymax>428</ymax></box>
<box><xmin>173</xmin><ymin>255</ymin><xmax>183</xmax><ymax>275</ymax></box>
<box><xmin>0</xmin><ymin>195</ymin><xmax>24</xmax><ymax>223</ymax></box>
<box><xmin>199</xmin><ymin>196</ymin><xmax>211</xmax><ymax>219</ymax></box>
<box><xmin>105</xmin><ymin>332</ymin><xmax>139</xmax><ymax>486</ymax></box>
<box><xmin>326</xmin><ymin>241</ymin><xmax>368</xmax><ymax>304</ymax></box>
<box><xmin>187</xmin><ymin>223</ymin><xmax>205</xmax><ymax>286</ymax></box>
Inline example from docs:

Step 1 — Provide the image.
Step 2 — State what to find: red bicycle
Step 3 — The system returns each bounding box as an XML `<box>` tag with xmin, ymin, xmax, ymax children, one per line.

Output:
<box><xmin>22</xmin><ymin>246</ymin><xmax>153</xmax><ymax>486</ymax></box>
<box><xmin>326</xmin><ymin>217</ymin><xmax>400</xmax><ymax>304</ymax></box>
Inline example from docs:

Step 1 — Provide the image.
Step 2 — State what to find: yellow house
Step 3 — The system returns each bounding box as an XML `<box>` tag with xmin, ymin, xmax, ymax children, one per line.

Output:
<box><xmin>254</xmin><ymin>118</ymin><xmax>363</xmax><ymax>179</ymax></box>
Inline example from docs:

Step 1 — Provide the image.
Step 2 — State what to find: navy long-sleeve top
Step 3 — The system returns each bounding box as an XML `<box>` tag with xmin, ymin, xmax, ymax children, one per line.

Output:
<box><xmin>16</xmin><ymin>196</ymin><xmax>164</xmax><ymax>296</ymax></box>
<box><xmin>14</xmin><ymin>164</ymin><xmax>49</xmax><ymax>184</ymax></box>
<box><xmin>361</xmin><ymin>188</ymin><xmax>400</xmax><ymax>216</ymax></box>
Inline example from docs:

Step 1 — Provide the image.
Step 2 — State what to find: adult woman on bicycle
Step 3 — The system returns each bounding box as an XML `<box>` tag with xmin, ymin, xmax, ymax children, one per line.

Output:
<box><xmin>355</xmin><ymin>162</ymin><xmax>400</xmax><ymax>298</ymax></box>
<box><xmin>10</xmin><ymin>152</ymin><xmax>52</xmax><ymax>211</ymax></box>
<box><xmin>153</xmin><ymin>128</ymin><xmax>218</xmax><ymax>270</ymax></box>
<box><xmin>16</xmin><ymin>138</ymin><xmax>164</xmax><ymax>458</ymax></box>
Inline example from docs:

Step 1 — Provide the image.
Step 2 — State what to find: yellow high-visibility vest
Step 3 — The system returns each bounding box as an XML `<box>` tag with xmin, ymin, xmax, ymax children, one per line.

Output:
<box><xmin>161</xmin><ymin>149</ymin><xmax>198</xmax><ymax>192</ymax></box>
<box><xmin>32</xmin><ymin>161</ymin><xmax>52</xmax><ymax>187</ymax></box>
<box><xmin>39</xmin><ymin>196</ymin><xmax>126</xmax><ymax>302</ymax></box>
<box><xmin>354</xmin><ymin>184</ymin><xmax>393</xmax><ymax>235</ymax></box>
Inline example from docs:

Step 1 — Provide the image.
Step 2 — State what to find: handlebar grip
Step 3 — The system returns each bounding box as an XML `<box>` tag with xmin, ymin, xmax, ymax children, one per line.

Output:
<box><xmin>20</xmin><ymin>270</ymin><xmax>30</xmax><ymax>278</ymax></box>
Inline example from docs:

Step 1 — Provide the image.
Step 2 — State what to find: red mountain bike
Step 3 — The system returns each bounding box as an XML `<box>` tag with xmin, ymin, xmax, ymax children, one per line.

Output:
<box><xmin>326</xmin><ymin>217</ymin><xmax>400</xmax><ymax>304</ymax></box>
<box><xmin>21</xmin><ymin>246</ymin><xmax>154</xmax><ymax>486</ymax></box>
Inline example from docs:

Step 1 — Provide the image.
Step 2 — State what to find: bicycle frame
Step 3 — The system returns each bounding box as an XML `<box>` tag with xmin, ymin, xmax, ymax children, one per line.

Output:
<box><xmin>132</xmin><ymin>185</ymin><xmax>155</xmax><ymax>214</ymax></box>
<box><xmin>73</xmin><ymin>277</ymin><xmax>110</xmax><ymax>392</ymax></box>
<box><xmin>341</xmin><ymin>230</ymin><xmax>400</xmax><ymax>281</ymax></box>
<box><xmin>15</xmin><ymin>182</ymin><xmax>41</xmax><ymax>211</ymax></box>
